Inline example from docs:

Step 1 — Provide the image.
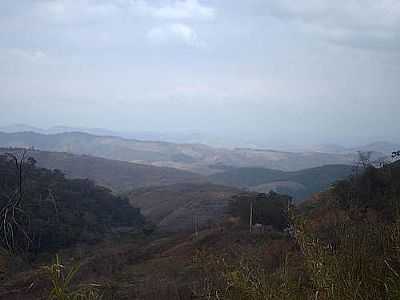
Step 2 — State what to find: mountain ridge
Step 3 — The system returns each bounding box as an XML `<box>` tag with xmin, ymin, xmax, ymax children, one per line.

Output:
<box><xmin>0</xmin><ymin>131</ymin><xmax>376</xmax><ymax>175</ymax></box>
<box><xmin>2</xmin><ymin>124</ymin><xmax>397</xmax><ymax>155</ymax></box>
<box><xmin>0</xmin><ymin>148</ymin><xmax>204</xmax><ymax>191</ymax></box>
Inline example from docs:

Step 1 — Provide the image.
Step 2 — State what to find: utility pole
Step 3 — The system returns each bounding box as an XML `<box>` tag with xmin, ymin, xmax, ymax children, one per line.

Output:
<box><xmin>194</xmin><ymin>214</ymin><xmax>199</xmax><ymax>238</ymax></box>
<box><xmin>249</xmin><ymin>199</ymin><xmax>253</xmax><ymax>233</ymax></box>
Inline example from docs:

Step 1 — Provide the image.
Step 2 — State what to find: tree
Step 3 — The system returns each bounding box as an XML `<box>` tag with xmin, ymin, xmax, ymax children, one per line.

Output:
<box><xmin>0</xmin><ymin>151</ymin><xmax>145</xmax><ymax>255</ymax></box>
<box><xmin>229</xmin><ymin>192</ymin><xmax>292</xmax><ymax>231</ymax></box>
<box><xmin>393</xmin><ymin>151</ymin><xmax>400</xmax><ymax>160</ymax></box>
<box><xmin>332</xmin><ymin>158</ymin><xmax>400</xmax><ymax>219</ymax></box>
<box><xmin>0</xmin><ymin>150</ymin><xmax>35</xmax><ymax>254</ymax></box>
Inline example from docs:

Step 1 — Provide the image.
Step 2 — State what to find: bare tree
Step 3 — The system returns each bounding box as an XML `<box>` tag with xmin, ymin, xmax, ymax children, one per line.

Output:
<box><xmin>393</xmin><ymin>151</ymin><xmax>400</xmax><ymax>160</ymax></box>
<box><xmin>0</xmin><ymin>149</ymin><xmax>33</xmax><ymax>254</ymax></box>
<box><xmin>249</xmin><ymin>198</ymin><xmax>253</xmax><ymax>233</ymax></box>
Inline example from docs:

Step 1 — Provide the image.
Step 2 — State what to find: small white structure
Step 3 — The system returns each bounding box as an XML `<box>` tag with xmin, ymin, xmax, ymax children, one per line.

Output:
<box><xmin>252</xmin><ymin>223</ymin><xmax>274</xmax><ymax>233</ymax></box>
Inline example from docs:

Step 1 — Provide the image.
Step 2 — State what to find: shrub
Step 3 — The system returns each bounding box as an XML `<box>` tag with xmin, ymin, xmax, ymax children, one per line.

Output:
<box><xmin>44</xmin><ymin>255</ymin><xmax>103</xmax><ymax>300</ymax></box>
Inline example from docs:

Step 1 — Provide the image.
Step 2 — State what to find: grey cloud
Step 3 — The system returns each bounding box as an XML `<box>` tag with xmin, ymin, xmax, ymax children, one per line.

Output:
<box><xmin>241</xmin><ymin>0</ymin><xmax>400</xmax><ymax>50</ymax></box>
<box><xmin>19</xmin><ymin>0</ymin><xmax>216</xmax><ymax>25</ymax></box>
<box><xmin>136</xmin><ymin>0</ymin><xmax>215</xmax><ymax>20</ymax></box>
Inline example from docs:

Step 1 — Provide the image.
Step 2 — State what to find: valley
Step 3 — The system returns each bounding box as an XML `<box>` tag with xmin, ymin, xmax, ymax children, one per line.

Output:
<box><xmin>0</xmin><ymin>145</ymin><xmax>355</xmax><ymax>234</ymax></box>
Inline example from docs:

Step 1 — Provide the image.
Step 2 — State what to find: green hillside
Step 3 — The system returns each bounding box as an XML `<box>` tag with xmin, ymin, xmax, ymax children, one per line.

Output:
<box><xmin>209</xmin><ymin>164</ymin><xmax>353</xmax><ymax>200</ymax></box>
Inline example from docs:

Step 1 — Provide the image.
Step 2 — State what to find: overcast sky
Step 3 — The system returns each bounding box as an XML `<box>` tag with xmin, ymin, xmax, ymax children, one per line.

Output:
<box><xmin>0</xmin><ymin>0</ymin><xmax>399</xmax><ymax>147</ymax></box>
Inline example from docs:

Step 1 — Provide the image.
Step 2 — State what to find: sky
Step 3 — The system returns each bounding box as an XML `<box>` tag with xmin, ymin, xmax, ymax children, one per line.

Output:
<box><xmin>0</xmin><ymin>0</ymin><xmax>399</xmax><ymax>148</ymax></box>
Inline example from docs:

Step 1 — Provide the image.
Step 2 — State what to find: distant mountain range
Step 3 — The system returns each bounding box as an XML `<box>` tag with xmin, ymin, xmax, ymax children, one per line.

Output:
<box><xmin>0</xmin><ymin>130</ymin><xmax>387</xmax><ymax>175</ymax></box>
<box><xmin>0</xmin><ymin>124</ymin><xmax>228</xmax><ymax>147</ymax></box>
<box><xmin>0</xmin><ymin>127</ymin><xmax>396</xmax><ymax>206</ymax></box>
<box><xmin>2</xmin><ymin>124</ymin><xmax>398</xmax><ymax>154</ymax></box>
<box><xmin>303</xmin><ymin>142</ymin><xmax>400</xmax><ymax>155</ymax></box>
<box><xmin>0</xmin><ymin>124</ymin><xmax>148</xmax><ymax>138</ymax></box>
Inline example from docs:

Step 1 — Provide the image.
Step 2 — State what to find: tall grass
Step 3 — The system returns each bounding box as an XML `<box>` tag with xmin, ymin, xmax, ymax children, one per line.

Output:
<box><xmin>44</xmin><ymin>255</ymin><xmax>103</xmax><ymax>300</ymax></box>
<box><xmin>192</xmin><ymin>247</ymin><xmax>307</xmax><ymax>300</ymax></box>
<box><xmin>292</xmin><ymin>211</ymin><xmax>400</xmax><ymax>300</ymax></box>
<box><xmin>192</xmin><ymin>211</ymin><xmax>400</xmax><ymax>300</ymax></box>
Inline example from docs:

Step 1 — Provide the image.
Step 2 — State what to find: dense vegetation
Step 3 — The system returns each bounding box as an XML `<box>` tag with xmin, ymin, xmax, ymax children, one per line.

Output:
<box><xmin>332</xmin><ymin>161</ymin><xmax>400</xmax><ymax>217</ymax></box>
<box><xmin>194</xmin><ymin>159</ymin><xmax>400</xmax><ymax>299</ymax></box>
<box><xmin>0</xmin><ymin>152</ymin><xmax>144</xmax><ymax>256</ymax></box>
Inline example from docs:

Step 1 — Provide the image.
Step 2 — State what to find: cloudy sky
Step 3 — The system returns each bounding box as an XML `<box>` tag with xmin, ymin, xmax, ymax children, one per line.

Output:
<box><xmin>0</xmin><ymin>0</ymin><xmax>399</xmax><ymax>147</ymax></box>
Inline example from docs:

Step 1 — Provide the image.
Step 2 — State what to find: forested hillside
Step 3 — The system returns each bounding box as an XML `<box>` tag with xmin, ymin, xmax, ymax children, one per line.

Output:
<box><xmin>0</xmin><ymin>152</ymin><xmax>144</xmax><ymax>255</ymax></box>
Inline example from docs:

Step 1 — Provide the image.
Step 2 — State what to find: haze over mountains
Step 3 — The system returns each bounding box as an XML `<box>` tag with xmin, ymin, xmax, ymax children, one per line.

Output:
<box><xmin>1</xmin><ymin>124</ymin><xmax>399</xmax><ymax>153</ymax></box>
<box><xmin>0</xmin><ymin>129</ymin><xmax>393</xmax><ymax>177</ymax></box>
<box><xmin>0</xmin><ymin>124</ymin><xmax>265</xmax><ymax>148</ymax></box>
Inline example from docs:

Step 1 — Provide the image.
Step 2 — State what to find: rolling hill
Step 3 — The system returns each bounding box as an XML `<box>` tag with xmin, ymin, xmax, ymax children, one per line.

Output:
<box><xmin>297</xmin><ymin>142</ymin><xmax>400</xmax><ymax>155</ymax></box>
<box><xmin>208</xmin><ymin>164</ymin><xmax>354</xmax><ymax>201</ymax></box>
<box><xmin>128</xmin><ymin>183</ymin><xmax>240</xmax><ymax>232</ymax></box>
<box><xmin>0</xmin><ymin>131</ymin><xmax>367</xmax><ymax>175</ymax></box>
<box><xmin>0</xmin><ymin>148</ymin><xmax>204</xmax><ymax>191</ymax></box>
